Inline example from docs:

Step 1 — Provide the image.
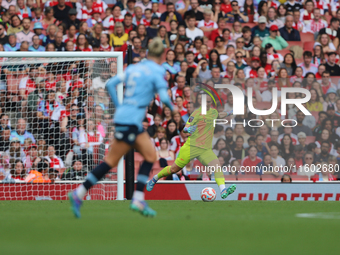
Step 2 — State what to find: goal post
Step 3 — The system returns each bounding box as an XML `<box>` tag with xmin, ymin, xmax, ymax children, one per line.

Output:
<box><xmin>0</xmin><ymin>52</ymin><xmax>124</xmax><ymax>200</ymax></box>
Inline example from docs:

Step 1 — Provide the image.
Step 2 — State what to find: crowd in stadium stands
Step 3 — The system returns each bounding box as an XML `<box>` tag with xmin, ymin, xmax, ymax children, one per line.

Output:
<box><xmin>0</xmin><ymin>0</ymin><xmax>340</xmax><ymax>183</ymax></box>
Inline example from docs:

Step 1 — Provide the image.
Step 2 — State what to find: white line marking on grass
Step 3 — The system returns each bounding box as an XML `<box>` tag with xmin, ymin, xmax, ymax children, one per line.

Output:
<box><xmin>296</xmin><ymin>212</ymin><xmax>340</xmax><ymax>219</ymax></box>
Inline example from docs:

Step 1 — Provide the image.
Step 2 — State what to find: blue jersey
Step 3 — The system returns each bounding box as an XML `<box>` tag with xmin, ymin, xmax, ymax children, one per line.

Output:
<box><xmin>106</xmin><ymin>60</ymin><xmax>173</xmax><ymax>132</ymax></box>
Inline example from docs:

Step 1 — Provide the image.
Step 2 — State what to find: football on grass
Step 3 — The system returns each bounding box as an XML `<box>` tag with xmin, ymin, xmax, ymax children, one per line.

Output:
<box><xmin>201</xmin><ymin>187</ymin><xmax>216</xmax><ymax>202</ymax></box>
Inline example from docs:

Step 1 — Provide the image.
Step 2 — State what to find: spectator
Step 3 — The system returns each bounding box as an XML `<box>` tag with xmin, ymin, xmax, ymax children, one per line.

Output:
<box><xmin>88</xmin><ymin>23</ymin><xmax>103</xmax><ymax>47</ymax></box>
<box><xmin>6</xmin><ymin>137</ymin><xmax>25</xmax><ymax>162</ymax></box>
<box><xmin>29</xmin><ymin>35</ymin><xmax>45</xmax><ymax>51</ymax></box>
<box><xmin>76</xmin><ymin>33</ymin><xmax>92</xmax><ymax>51</ymax></box>
<box><xmin>77</xmin><ymin>0</ymin><xmax>93</xmax><ymax>21</ymax></box>
<box><xmin>18</xmin><ymin>41</ymin><xmax>29</xmax><ymax>51</ymax></box>
<box><xmin>122</xmin><ymin>0</ymin><xmax>136</xmax><ymax>16</ymax></box>
<box><xmin>7</xmin><ymin>15</ymin><xmax>23</xmax><ymax>35</ymax></box>
<box><xmin>269</xmin><ymin>143</ymin><xmax>285</xmax><ymax>168</ymax></box>
<box><xmin>24</xmin><ymin>160</ymin><xmax>51</xmax><ymax>183</ymax></box>
<box><xmin>244</xmin><ymin>57</ymin><xmax>260</xmax><ymax>78</ymax></box>
<box><xmin>124</xmin><ymin>36</ymin><xmax>141</xmax><ymax>64</ymax></box>
<box><xmin>157</xmin><ymin>137</ymin><xmax>174</xmax><ymax>161</ymax></box>
<box><xmin>242</xmin><ymin>26</ymin><xmax>253</xmax><ymax>50</ymax></box>
<box><xmin>255</xmin><ymin>134</ymin><xmax>268</xmax><ymax>159</ymax></box>
<box><xmin>299</xmin><ymin>51</ymin><xmax>318</xmax><ymax>76</ymax></box>
<box><xmin>61</xmin><ymin>159</ymin><xmax>87</xmax><ymax>180</ymax></box>
<box><xmin>53</xmin><ymin>0</ymin><xmax>71</xmax><ymax>22</ymax></box>
<box><xmin>185</xmin><ymin>15</ymin><xmax>203</xmax><ymax>41</ymax></box>
<box><xmin>266</xmin><ymin>7</ymin><xmax>284</xmax><ymax>29</ymax></box>
<box><xmin>163</xmin><ymin>50</ymin><xmax>180</xmax><ymax>75</ymax></box>
<box><xmin>41</xmin><ymin>7</ymin><xmax>56</xmax><ymax>30</ymax></box>
<box><xmin>279</xmin><ymin>15</ymin><xmax>300</xmax><ymax>42</ymax></box>
<box><xmin>261</xmin><ymin>24</ymin><xmax>288</xmax><ymax>50</ymax></box>
<box><xmin>251</xmin><ymin>16</ymin><xmax>269</xmax><ymax>41</ymax></box>
<box><xmin>33</xmin><ymin>22</ymin><xmax>46</xmax><ymax>43</ymax></box>
<box><xmin>292</xmin><ymin>111</ymin><xmax>313</xmax><ymax>136</ymax></box>
<box><xmin>325</xmin><ymin>52</ymin><xmax>340</xmax><ymax>76</ymax></box>
<box><xmin>170</xmin><ymin>124</ymin><xmax>186</xmax><ymax>156</ymax></box>
<box><xmin>10</xmin><ymin>119</ymin><xmax>35</xmax><ymax>145</ymax></box>
<box><xmin>147</xmin><ymin>16</ymin><xmax>160</xmax><ymax>39</ymax></box>
<box><xmin>160</xmin><ymin>2</ymin><xmax>183</xmax><ymax>23</ymax></box>
<box><xmin>0</xmin><ymin>23</ymin><xmax>9</xmax><ymax>45</ymax></box>
<box><xmin>256</xmin><ymin>154</ymin><xmax>279</xmax><ymax>176</ymax></box>
<box><xmin>184</xmin><ymin>0</ymin><xmax>203</xmax><ymax>21</ymax></box>
<box><xmin>135</xmin><ymin>24</ymin><xmax>149</xmax><ymax>48</ymax></box>
<box><xmin>54</xmin><ymin>32</ymin><xmax>65</xmax><ymax>51</ymax></box>
<box><xmin>318</xmin><ymin>17</ymin><xmax>340</xmax><ymax>50</ymax></box>
<box><xmin>123</xmin><ymin>13</ymin><xmax>136</xmax><ymax>34</ymax></box>
<box><xmin>43</xmin><ymin>24</ymin><xmax>58</xmax><ymax>46</ymax></box>
<box><xmin>211</xmin><ymin>17</ymin><xmax>226</xmax><ymax>43</ymax></box>
<box><xmin>225</xmin><ymin>0</ymin><xmax>248</xmax><ymax>23</ymax></box>
<box><xmin>315</xmin><ymin>141</ymin><xmax>331</xmax><ymax>164</ymax></box>
<box><xmin>241</xmin><ymin>146</ymin><xmax>262</xmax><ymax>174</ymax></box>
<box><xmin>65</xmin><ymin>8</ymin><xmax>81</xmax><ymax>30</ymax></box>
<box><xmin>10</xmin><ymin>159</ymin><xmax>26</xmax><ymax>181</ymax></box>
<box><xmin>197</xmin><ymin>8</ymin><xmax>217</xmax><ymax>32</ymax></box>
<box><xmin>0</xmin><ymin>127</ymin><xmax>11</xmax><ymax>152</ymax></box>
<box><xmin>45</xmin><ymin>145</ymin><xmax>65</xmax><ymax>169</ymax></box>
<box><xmin>4</xmin><ymin>34</ymin><xmax>20</xmax><ymax>51</ymax></box>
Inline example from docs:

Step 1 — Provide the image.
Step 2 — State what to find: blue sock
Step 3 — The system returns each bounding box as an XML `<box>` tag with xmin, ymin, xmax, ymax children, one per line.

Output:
<box><xmin>136</xmin><ymin>161</ymin><xmax>153</xmax><ymax>192</ymax></box>
<box><xmin>83</xmin><ymin>162</ymin><xmax>112</xmax><ymax>190</ymax></box>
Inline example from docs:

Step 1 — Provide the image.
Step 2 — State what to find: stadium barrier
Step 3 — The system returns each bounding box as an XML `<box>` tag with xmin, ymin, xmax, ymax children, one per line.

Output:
<box><xmin>1</xmin><ymin>181</ymin><xmax>340</xmax><ymax>201</ymax></box>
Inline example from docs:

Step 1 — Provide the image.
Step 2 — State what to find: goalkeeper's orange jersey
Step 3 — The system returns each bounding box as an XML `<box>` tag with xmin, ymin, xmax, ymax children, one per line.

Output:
<box><xmin>186</xmin><ymin>107</ymin><xmax>218</xmax><ymax>149</ymax></box>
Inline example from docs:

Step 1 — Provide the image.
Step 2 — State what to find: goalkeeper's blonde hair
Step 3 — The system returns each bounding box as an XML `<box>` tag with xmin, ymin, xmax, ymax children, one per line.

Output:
<box><xmin>148</xmin><ymin>37</ymin><xmax>164</xmax><ymax>58</ymax></box>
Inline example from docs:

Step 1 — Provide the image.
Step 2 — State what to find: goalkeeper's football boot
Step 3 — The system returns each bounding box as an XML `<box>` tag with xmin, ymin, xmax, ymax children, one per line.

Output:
<box><xmin>130</xmin><ymin>199</ymin><xmax>157</xmax><ymax>217</ymax></box>
<box><xmin>68</xmin><ymin>191</ymin><xmax>83</xmax><ymax>218</ymax></box>
<box><xmin>221</xmin><ymin>184</ymin><xmax>237</xmax><ymax>199</ymax></box>
<box><xmin>146</xmin><ymin>177</ymin><xmax>157</xmax><ymax>192</ymax></box>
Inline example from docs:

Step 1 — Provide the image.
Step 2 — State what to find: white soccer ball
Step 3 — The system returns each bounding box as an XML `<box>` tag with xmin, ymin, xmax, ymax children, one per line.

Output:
<box><xmin>201</xmin><ymin>187</ymin><xmax>216</xmax><ymax>202</ymax></box>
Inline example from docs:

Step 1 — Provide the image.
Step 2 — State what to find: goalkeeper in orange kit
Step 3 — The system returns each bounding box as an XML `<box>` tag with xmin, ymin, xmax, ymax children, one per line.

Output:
<box><xmin>146</xmin><ymin>95</ymin><xmax>236</xmax><ymax>198</ymax></box>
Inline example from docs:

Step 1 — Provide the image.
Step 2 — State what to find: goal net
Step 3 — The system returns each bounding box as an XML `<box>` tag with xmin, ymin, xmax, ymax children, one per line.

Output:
<box><xmin>0</xmin><ymin>52</ymin><xmax>124</xmax><ymax>200</ymax></box>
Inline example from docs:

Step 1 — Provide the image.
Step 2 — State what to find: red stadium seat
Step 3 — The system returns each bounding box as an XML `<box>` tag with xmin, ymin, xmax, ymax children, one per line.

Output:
<box><xmin>134</xmin><ymin>152</ymin><xmax>144</xmax><ymax>162</ymax></box>
<box><xmin>224</xmin><ymin>175</ymin><xmax>237</xmax><ymax>181</ymax></box>
<box><xmin>277</xmin><ymin>49</ymin><xmax>291</xmax><ymax>56</ymax></box>
<box><xmin>207</xmin><ymin>40</ymin><xmax>214</xmax><ymax>49</ymax></box>
<box><xmin>287</xmin><ymin>41</ymin><xmax>303</xmax><ymax>48</ymax></box>
<box><xmin>291</xmin><ymin>175</ymin><xmax>310</xmax><ymax>181</ymax></box>
<box><xmin>295</xmin><ymin>58</ymin><xmax>303</xmax><ymax>65</ymax></box>
<box><xmin>261</xmin><ymin>175</ymin><xmax>281</xmax><ymax>181</ymax></box>
<box><xmin>300</xmin><ymin>33</ymin><xmax>315</xmax><ymax>43</ymax></box>
<box><xmin>310</xmin><ymin>111</ymin><xmax>319</xmax><ymax>123</ymax></box>
<box><xmin>159</xmin><ymin>4</ymin><xmax>166</xmax><ymax>13</ymax></box>
<box><xmin>303</xmin><ymin>41</ymin><xmax>314</xmax><ymax>52</ymax></box>
<box><xmin>237</xmin><ymin>174</ymin><xmax>261</xmax><ymax>180</ymax></box>
<box><xmin>160</xmin><ymin>21</ymin><xmax>170</xmax><ymax>32</ymax></box>
<box><xmin>242</xmin><ymin>23</ymin><xmax>256</xmax><ymax>29</ymax></box>
<box><xmin>203</xmin><ymin>31</ymin><xmax>212</xmax><ymax>39</ymax></box>
<box><xmin>305</xmin><ymin>136</ymin><xmax>316</xmax><ymax>144</ymax></box>
<box><xmin>255</xmin><ymin>101</ymin><xmax>272</xmax><ymax>110</ymax></box>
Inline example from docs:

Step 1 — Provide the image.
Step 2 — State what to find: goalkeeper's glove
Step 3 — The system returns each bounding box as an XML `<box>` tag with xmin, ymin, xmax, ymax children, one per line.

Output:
<box><xmin>184</xmin><ymin>125</ymin><xmax>197</xmax><ymax>134</ymax></box>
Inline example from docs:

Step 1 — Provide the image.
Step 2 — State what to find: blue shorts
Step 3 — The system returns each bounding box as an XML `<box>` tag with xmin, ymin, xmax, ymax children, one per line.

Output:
<box><xmin>114</xmin><ymin>124</ymin><xmax>144</xmax><ymax>145</ymax></box>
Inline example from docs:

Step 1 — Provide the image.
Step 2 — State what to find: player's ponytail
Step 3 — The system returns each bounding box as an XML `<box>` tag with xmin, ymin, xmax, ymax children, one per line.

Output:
<box><xmin>148</xmin><ymin>37</ymin><xmax>164</xmax><ymax>58</ymax></box>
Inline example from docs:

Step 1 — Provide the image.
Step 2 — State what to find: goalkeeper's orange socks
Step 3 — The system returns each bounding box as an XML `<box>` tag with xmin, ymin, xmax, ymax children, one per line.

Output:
<box><xmin>215</xmin><ymin>171</ymin><xmax>226</xmax><ymax>193</ymax></box>
<box><xmin>154</xmin><ymin>166</ymin><xmax>172</xmax><ymax>181</ymax></box>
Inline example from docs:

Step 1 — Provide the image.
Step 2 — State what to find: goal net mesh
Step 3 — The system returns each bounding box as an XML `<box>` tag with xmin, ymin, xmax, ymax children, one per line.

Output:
<box><xmin>0</xmin><ymin>56</ymin><xmax>118</xmax><ymax>200</ymax></box>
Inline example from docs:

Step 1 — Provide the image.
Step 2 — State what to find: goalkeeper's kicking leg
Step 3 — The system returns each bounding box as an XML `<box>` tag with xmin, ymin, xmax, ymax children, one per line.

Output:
<box><xmin>147</xmin><ymin>146</ymin><xmax>236</xmax><ymax>199</ymax></box>
<box><xmin>69</xmin><ymin>132</ymin><xmax>158</xmax><ymax>218</ymax></box>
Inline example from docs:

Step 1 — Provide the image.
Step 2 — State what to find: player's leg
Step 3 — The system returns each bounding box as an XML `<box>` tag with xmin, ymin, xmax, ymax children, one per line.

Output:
<box><xmin>129</xmin><ymin>132</ymin><xmax>158</xmax><ymax>216</ymax></box>
<box><xmin>69</xmin><ymin>139</ymin><xmax>131</xmax><ymax>218</ymax></box>
<box><xmin>146</xmin><ymin>143</ymin><xmax>189</xmax><ymax>191</ymax></box>
<box><xmin>199</xmin><ymin>150</ymin><xmax>236</xmax><ymax>199</ymax></box>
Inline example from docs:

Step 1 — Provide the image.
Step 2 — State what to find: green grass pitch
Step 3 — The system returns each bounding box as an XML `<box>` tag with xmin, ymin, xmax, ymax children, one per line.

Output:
<box><xmin>0</xmin><ymin>201</ymin><xmax>339</xmax><ymax>255</ymax></box>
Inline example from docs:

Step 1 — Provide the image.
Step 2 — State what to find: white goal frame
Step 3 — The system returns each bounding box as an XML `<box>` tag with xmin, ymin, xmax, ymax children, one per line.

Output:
<box><xmin>0</xmin><ymin>52</ymin><xmax>125</xmax><ymax>200</ymax></box>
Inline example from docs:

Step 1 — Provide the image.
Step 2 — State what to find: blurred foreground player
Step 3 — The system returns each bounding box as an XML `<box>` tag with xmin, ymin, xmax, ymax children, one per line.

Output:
<box><xmin>68</xmin><ymin>37</ymin><xmax>173</xmax><ymax>218</ymax></box>
<box><xmin>147</xmin><ymin>95</ymin><xmax>236</xmax><ymax>199</ymax></box>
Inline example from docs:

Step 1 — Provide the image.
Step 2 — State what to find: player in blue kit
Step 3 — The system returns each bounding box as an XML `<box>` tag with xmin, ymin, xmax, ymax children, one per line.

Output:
<box><xmin>68</xmin><ymin>38</ymin><xmax>173</xmax><ymax>218</ymax></box>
